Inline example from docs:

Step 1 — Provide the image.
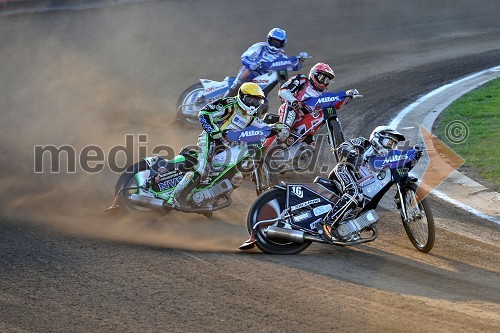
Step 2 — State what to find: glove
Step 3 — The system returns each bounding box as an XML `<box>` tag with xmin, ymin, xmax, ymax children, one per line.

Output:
<box><xmin>414</xmin><ymin>144</ymin><xmax>424</xmax><ymax>158</ymax></box>
<box><xmin>272</xmin><ymin>123</ymin><xmax>290</xmax><ymax>143</ymax></box>
<box><xmin>272</xmin><ymin>122</ymin><xmax>286</xmax><ymax>132</ymax></box>
<box><xmin>210</xmin><ymin>130</ymin><xmax>223</xmax><ymax>140</ymax></box>
<box><xmin>249</xmin><ymin>62</ymin><xmax>261</xmax><ymax>71</ymax></box>
<box><xmin>346</xmin><ymin>89</ymin><xmax>359</xmax><ymax>96</ymax></box>
<box><xmin>347</xmin><ymin>149</ymin><xmax>359</xmax><ymax>163</ymax></box>
<box><xmin>298</xmin><ymin>52</ymin><xmax>310</xmax><ymax>59</ymax></box>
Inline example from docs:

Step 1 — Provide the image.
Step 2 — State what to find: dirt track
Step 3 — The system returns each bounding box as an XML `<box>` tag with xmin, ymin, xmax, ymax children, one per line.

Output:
<box><xmin>1</xmin><ymin>1</ymin><xmax>499</xmax><ymax>332</ymax></box>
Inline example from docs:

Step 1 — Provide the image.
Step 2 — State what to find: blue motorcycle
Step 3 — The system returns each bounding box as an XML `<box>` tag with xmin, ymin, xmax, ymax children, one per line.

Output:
<box><xmin>240</xmin><ymin>143</ymin><xmax>435</xmax><ymax>254</ymax></box>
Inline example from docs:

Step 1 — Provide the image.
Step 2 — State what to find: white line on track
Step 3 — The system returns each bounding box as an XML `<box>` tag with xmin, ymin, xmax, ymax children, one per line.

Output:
<box><xmin>390</xmin><ymin>65</ymin><xmax>500</xmax><ymax>225</ymax></box>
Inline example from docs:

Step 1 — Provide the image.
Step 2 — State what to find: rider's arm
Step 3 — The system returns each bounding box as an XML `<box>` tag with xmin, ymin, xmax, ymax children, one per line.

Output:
<box><xmin>338</xmin><ymin>137</ymin><xmax>370</xmax><ymax>161</ymax></box>
<box><xmin>241</xmin><ymin>43</ymin><xmax>265</xmax><ymax>70</ymax></box>
<box><xmin>291</xmin><ymin>55</ymin><xmax>305</xmax><ymax>71</ymax></box>
<box><xmin>199</xmin><ymin>99</ymin><xmax>229</xmax><ymax>134</ymax></box>
<box><xmin>248</xmin><ymin>116</ymin><xmax>267</xmax><ymax>128</ymax></box>
<box><xmin>278</xmin><ymin>75</ymin><xmax>307</xmax><ymax>103</ymax></box>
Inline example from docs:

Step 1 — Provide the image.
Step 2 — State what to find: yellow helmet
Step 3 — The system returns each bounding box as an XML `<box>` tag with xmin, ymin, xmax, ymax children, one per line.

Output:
<box><xmin>237</xmin><ymin>82</ymin><xmax>265</xmax><ymax>116</ymax></box>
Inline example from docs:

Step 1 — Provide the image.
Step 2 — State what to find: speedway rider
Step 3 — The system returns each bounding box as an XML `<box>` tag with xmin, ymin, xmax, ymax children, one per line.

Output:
<box><xmin>166</xmin><ymin>82</ymin><xmax>286</xmax><ymax>208</ymax></box>
<box><xmin>318</xmin><ymin>126</ymin><xmax>409</xmax><ymax>243</ymax></box>
<box><xmin>277</xmin><ymin>62</ymin><xmax>359</xmax><ymax>146</ymax></box>
<box><xmin>224</xmin><ymin>28</ymin><xmax>306</xmax><ymax>108</ymax></box>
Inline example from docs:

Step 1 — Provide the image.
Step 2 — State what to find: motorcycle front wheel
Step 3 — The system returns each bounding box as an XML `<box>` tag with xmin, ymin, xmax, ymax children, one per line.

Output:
<box><xmin>247</xmin><ymin>188</ymin><xmax>311</xmax><ymax>254</ymax></box>
<box><xmin>400</xmin><ymin>183</ymin><xmax>435</xmax><ymax>253</ymax></box>
<box><xmin>176</xmin><ymin>83</ymin><xmax>204</xmax><ymax>128</ymax></box>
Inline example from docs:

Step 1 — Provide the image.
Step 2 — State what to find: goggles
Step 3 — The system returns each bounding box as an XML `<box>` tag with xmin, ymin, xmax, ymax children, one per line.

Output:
<box><xmin>380</xmin><ymin>137</ymin><xmax>398</xmax><ymax>149</ymax></box>
<box><xmin>243</xmin><ymin>95</ymin><xmax>264</xmax><ymax>108</ymax></box>
<box><xmin>315</xmin><ymin>73</ymin><xmax>333</xmax><ymax>85</ymax></box>
<box><xmin>268</xmin><ymin>37</ymin><xmax>285</xmax><ymax>49</ymax></box>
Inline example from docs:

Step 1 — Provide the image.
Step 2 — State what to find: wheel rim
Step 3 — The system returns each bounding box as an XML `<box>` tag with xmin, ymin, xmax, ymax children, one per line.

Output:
<box><xmin>267</xmin><ymin>146</ymin><xmax>290</xmax><ymax>173</ymax></box>
<box><xmin>404</xmin><ymin>190</ymin><xmax>429</xmax><ymax>248</ymax></box>
<box><xmin>252</xmin><ymin>192</ymin><xmax>293</xmax><ymax>246</ymax></box>
<box><xmin>180</xmin><ymin>87</ymin><xmax>204</xmax><ymax>120</ymax></box>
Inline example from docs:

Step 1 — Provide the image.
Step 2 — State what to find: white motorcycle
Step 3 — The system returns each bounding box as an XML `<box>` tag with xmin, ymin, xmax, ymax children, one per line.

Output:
<box><xmin>175</xmin><ymin>53</ymin><xmax>310</xmax><ymax>127</ymax></box>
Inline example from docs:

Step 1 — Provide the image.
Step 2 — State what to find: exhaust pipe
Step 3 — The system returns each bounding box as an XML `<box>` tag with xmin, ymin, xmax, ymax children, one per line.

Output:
<box><xmin>129</xmin><ymin>193</ymin><xmax>165</xmax><ymax>211</ymax></box>
<box><xmin>266</xmin><ymin>226</ymin><xmax>321</xmax><ymax>243</ymax></box>
<box><xmin>266</xmin><ymin>224</ymin><xmax>379</xmax><ymax>246</ymax></box>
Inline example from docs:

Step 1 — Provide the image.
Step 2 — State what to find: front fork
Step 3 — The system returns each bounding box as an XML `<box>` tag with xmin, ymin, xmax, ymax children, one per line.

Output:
<box><xmin>395</xmin><ymin>183</ymin><xmax>409</xmax><ymax>222</ymax></box>
<box><xmin>252</xmin><ymin>153</ymin><xmax>266</xmax><ymax>193</ymax></box>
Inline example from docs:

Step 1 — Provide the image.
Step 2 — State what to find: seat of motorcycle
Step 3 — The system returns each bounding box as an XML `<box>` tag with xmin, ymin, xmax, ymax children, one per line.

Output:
<box><xmin>313</xmin><ymin>177</ymin><xmax>336</xmax><ymax>189</ymax></box>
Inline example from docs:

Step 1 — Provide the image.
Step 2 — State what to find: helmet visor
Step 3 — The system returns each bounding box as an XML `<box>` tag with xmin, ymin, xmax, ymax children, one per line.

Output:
<box><xmin>315</xmin><ymin>73</ymin><xmax>333</xmax><ymax>85</ymax></box>
<box><xmin>380</xmin><ymin>137</ymin><xmax>397</xmax><ymax>149</ymax></box>
<box><xmin>268</xmin><ymin>37</ymin><xmax>285</xmax><ymax>49</ymax></box>
<box><xmin>243</xmin><ymin>95</ymin><xmax>264</xmax><ymax>108</ymax></box>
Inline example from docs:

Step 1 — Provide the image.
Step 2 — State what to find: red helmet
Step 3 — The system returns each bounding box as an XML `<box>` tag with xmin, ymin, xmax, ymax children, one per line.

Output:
<box><xmin>309</xmin><ymin>62</ymin><xmax>335</xmax><ymax>91</ymax></box>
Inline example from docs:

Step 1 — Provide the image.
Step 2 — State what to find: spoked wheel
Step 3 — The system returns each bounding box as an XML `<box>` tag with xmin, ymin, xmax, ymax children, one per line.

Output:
<box><xmin>247</xmin><ymin>188</ymin><xmax>311</xmax><ymax>254</ymax></box>
<box><xmin>264</xmin><ymin>144</ymin><xmax>293</xmax><ymax>176</ymax></box>
<box><xmin>115</xmin><ymin>161</ymin><xmax>155</xmax><ymax>213</ymax></box>
<box><xmin>176</xmin><ymin>83</ymin><xmax>204</xmax><ymax>128</ymax></box>
<box><xmin>400</xmin><ymin>183</ymin><xmax>435</xmax><ymax>253</ymax></box>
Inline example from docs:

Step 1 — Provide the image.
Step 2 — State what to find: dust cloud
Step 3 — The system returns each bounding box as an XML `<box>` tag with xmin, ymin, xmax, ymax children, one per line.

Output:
<box><xmin>0</xmin><ymin>2</ymin><xmax>252</xmax><ymax>252</ymax></box>
<box><xmin>2</xmin><ymin>0</ymin><xmax>499</xmax><ymax>251</ymax></box>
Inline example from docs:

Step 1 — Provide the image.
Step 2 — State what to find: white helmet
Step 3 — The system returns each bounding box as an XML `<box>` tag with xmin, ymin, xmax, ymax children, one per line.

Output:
<box><xmin>369</xmin><ymin>126</ymin><xmax>405</xmax><ymax>152</ymax></box>
<box><xmin>237</xmin><ymin>82</ymin><xmax>265</xmax><ymax>116</ymax></box>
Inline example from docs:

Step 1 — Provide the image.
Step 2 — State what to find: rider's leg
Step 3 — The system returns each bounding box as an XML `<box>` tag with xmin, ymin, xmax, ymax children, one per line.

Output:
<box><xmin>277</xmin><ymin>103</ymin><xmax>296</xmax><ymax>144</ymax></box>
<box><xmin>224</xmin><ymin>67</ymin><xmax>255</xmax><ymax>97</ymax></box>
<box><xmin>166</xmin><ymin>132</ymin><xmax>211</xmax><ymax>207</ymax></box>
<box><xmin>318</xmin><ymin>163</ymin><xmax>363</xmax><ymax>242</ymax></box>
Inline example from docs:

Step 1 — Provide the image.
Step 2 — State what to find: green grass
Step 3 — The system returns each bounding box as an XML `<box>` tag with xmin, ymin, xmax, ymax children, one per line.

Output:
<box><xmin>436</xmin><ymin>77</ymin><xmax>500</xmax><ymax>188</ymax></box>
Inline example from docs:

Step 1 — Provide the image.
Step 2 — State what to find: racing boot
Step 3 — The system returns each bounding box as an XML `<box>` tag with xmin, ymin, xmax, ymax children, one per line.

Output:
<box><xmin>316</xmin><ymin>221</ymin><xmax>336</xmax><ymax>244</ymax></box>
<box><xmin>164</xmin><ymin>171</ymin><xmax>197</xmax><ymax>211</ymax></box>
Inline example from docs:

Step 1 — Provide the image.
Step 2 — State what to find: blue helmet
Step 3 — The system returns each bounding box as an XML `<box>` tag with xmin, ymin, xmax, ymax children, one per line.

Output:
<box><xmin>267</xmin><ymin>28</ymin><xmax>287</xmax><ymax>53</ymax></box>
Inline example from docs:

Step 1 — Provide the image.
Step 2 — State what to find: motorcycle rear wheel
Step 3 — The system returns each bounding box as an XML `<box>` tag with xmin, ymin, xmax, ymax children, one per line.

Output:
<box><xmin>176</xmin><ymin>83</ymin><xmax>204</xmax><ymax>128</ymax></box>
<box><xmin>115</xmin><ymin>161</ymin><xmax>155</xmax><ymax>213</ymax></box>
<box><xmin>247</xmin><ymin>188</ymin><xmax>311</xmax><ymax>254</ymax></box>
<box><xmin>400</xmin><ymin>183</ymin><xmax>435</xmax><ymax>253</ymax></box>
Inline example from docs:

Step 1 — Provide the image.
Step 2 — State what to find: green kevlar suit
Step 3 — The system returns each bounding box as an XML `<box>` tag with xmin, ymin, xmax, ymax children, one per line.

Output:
<box><xmin>166</xmin><ymin>96</ymin><xmax>268</xmax><ymax>207</ymax></box>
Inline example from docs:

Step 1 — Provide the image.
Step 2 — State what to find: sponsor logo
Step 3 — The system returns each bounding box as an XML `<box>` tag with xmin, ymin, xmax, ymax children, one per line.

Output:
<box><xmin>253</xmin><ymin>79</ymin><xmax>270</xmax><ymax>84</ymax></box>
<box><xmin>291</xmin><ymin>186</ymin><xmax>303</xmax><ymax>198</ymax></box>
<box><xmin>358</xmin><ymin>176</ymin><xmax>375</xmax><ymax>186</ymax></box>
<box><xmin>157</xmin><ymin>175</ymin><xmax>182</xmax><ymax>191</ymax></box>
<box><xmin>293</xmin><ymin>211</ymin><xmax>312</xmax><ymax>222</ymax></box>
<box><xmin>383</xmin><ymin>154</ymin><xmax>408</xmax><ymax>164</ymax></box>
<box><xmin>205</xmin><ymin>84</ymin><xmax>226</xmax><ymax>93</ymax></box>
<box><xmin>313</xmin><ymin>204</ymin><xmax>332</xmax><ymax>216</ymax></box>
<box><xmin>271</xmin><ymin>60</ymin><xmax>293</xmax><ymax>68</ymax></box>
<box><xmin>239</xmin><ymin>130</ymin><xmax>264</xmax><ymax>139</ymax></box>
<box><xmin>290</xmin><ymin>198</ymin><xmax>321</xmax><ymax>211</ymax></box>
<box><xmin>155</xmin><ymin>171</ymin><xmax>182</xmax><ymax>184</ymax></box>
<box><xmin>316</xmin><ymin>96</ymin><xmax>340</xmax><ymax>104</ymax></box>
<box><xmin>232</xmin><ymin>115</ymin><xmax>247</xmax><ymax>127</ymax></box>
<box><xmin>285</xmin><ymin>112</ymin><xmax>295</xmax><ymax>126</ymax></box>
